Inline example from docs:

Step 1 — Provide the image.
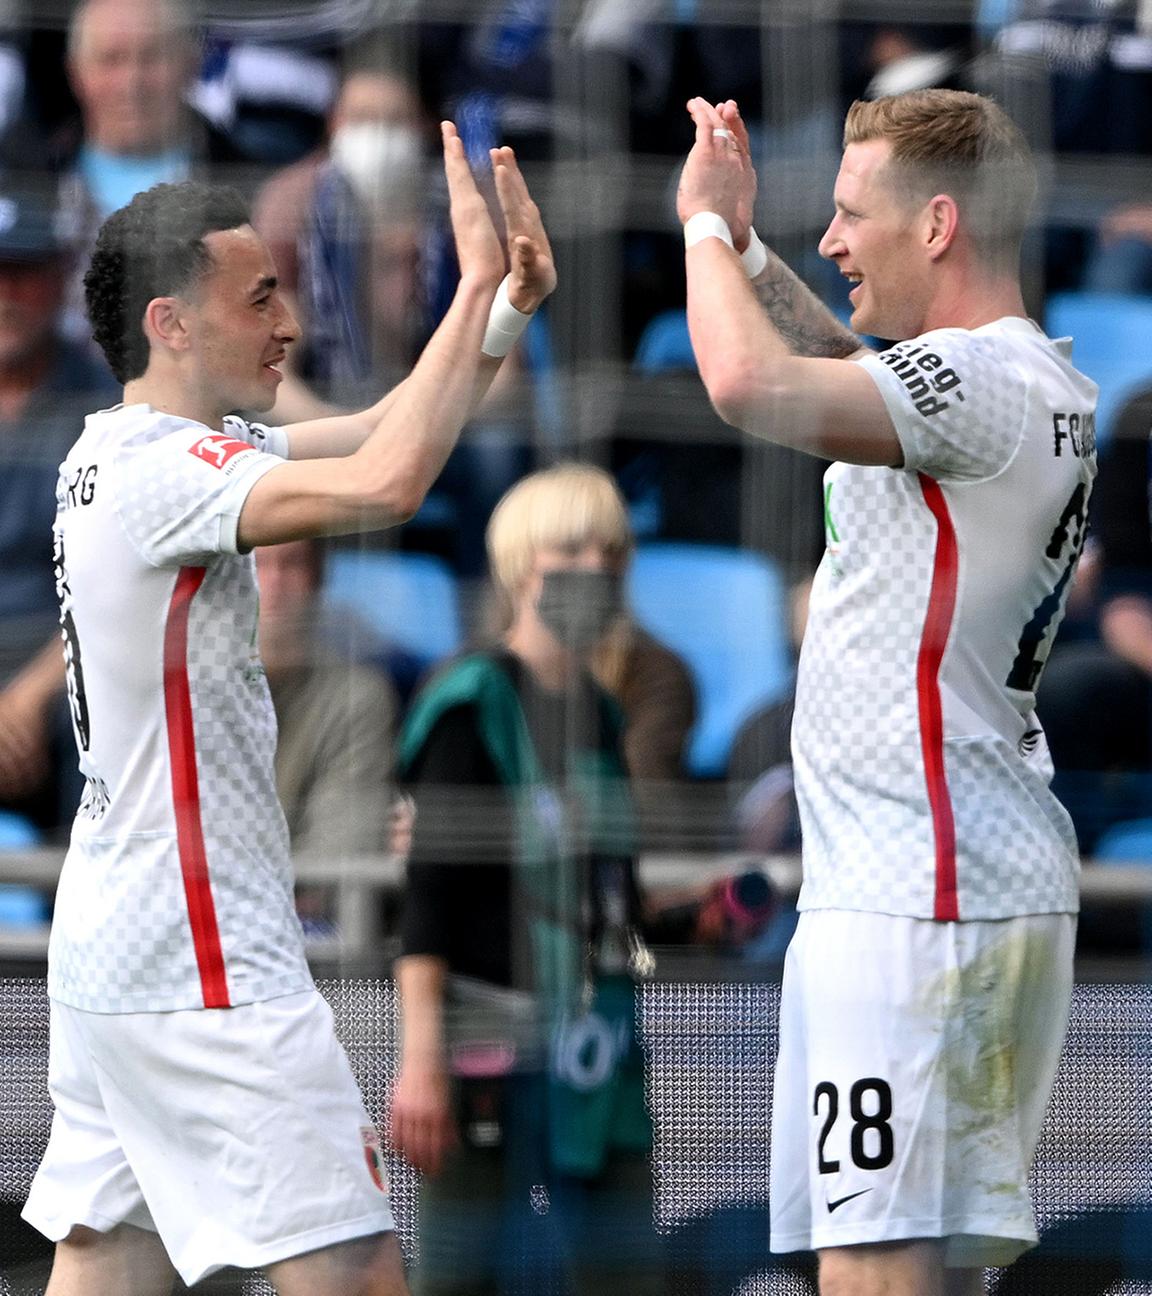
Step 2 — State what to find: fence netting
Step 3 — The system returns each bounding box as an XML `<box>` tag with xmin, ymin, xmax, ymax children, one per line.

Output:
<box><xmin>2</xmin><ymin>978</ymin><xmax>1150</xmax><ymax>1294</ymax></box>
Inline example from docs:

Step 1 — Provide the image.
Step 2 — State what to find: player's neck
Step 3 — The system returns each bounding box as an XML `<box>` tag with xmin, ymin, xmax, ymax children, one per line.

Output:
<box><xmin>919</xmin><ymin>270</ymin><xmax>1027</xmax><ymax>335</ymax></box>
<box><xmin>123</xmin><ymin>371</ymin><xmax>227</xmax><ymax>431</ymax></box>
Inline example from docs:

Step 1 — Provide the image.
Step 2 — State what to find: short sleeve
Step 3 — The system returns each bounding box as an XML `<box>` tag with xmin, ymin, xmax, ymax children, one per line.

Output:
<box><xmin>115</xmin><ymin>420</ymin><xmax>286</xmax><ymax>566</ymax></box>
<box><xmin>856</xmin><ymin>330</ymin><xmax>1027</xmax><ymax>482</ymax></box>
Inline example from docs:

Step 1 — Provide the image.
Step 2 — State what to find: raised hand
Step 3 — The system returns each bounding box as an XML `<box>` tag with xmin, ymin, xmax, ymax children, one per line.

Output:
<box><xmin>491</xmin><ymin>144</ymin><xmax>558</xmax><ymax>314</ymax></box>
<box><xmin>441</xmin><ymin>120</ymin><xmax>505</xmax><ymax>288</ymax></box>
<box><xmin>677</xmin><ymin>96</ymin><xmax>758</xmax><ymax>250</ymax></box>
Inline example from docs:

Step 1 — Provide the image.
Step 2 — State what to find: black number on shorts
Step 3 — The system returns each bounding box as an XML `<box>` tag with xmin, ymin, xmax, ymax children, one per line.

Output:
<box><xmin>813</xmin><ymin>1078</ymin><xmax>894</xmax><ymax>1174</ymax></box>
<box><xmin>814</xmin><ymin>1081</ymin><xmax>840</xmax><ymax>1174</ymax></box>
<box><xmin>849</xmin><ymin>1078</ymin><xmax>894</xmax><ymax>1171</ymax></box>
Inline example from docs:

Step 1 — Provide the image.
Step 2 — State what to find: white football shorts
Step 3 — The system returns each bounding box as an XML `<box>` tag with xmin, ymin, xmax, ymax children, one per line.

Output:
<box><xmin>770</xmin><ymin>908</ymin><xmax>1075</xmax><ymax>1268</ymax></box>
<box><xmin>23</xmin><ymin>988</ymin><xmax>395</xmax><ymax>1286</ymax></box>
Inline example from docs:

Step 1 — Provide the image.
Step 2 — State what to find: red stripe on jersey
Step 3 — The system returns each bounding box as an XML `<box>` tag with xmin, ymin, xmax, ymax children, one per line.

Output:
<box><xmin>916</xmin><ymin>474</ymin><xmax>959</xmax><ymax>921</ymax></box>
<box><xmin>163</xmin><ymin>565</ymin><xmax>231</xmax><ymax>1008</ymax></box>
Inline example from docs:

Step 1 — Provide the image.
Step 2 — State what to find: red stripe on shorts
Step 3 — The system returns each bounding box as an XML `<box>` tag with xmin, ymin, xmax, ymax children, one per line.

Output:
<box><xmin>163</xmin><ymin>565</ymin><xmax>231</xmax><ymax>1007</ymax></box>
<box><xmin>916</xmin><ymin>474</ymin><xmax>959</xmax><ymax>921</ymax></box>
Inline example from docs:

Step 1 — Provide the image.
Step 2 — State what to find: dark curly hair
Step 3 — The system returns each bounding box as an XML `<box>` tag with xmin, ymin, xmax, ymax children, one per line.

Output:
<box><xmin>84</xmin><ymin>182</ymin><xmax>251</xmax><ymax>384</ymax></box>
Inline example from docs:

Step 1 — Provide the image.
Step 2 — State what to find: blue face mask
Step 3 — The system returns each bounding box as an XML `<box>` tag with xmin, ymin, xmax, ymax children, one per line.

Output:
<box><xmin>536</xmin><ymin>570</ymin><xmax>623</xmax><ymax>652</ymax></box>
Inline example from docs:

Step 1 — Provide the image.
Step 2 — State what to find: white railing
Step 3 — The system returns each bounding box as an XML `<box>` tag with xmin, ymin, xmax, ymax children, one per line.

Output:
<box><xmin>2</xmin><ymin>849</ymin><xmax>1151</xmax><ymax>964</ymax></box>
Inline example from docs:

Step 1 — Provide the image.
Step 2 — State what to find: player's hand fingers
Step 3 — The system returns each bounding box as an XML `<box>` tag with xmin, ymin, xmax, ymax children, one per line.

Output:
<box><xmin>686</xmin><ymin>96</ymin><xmax>728</xmax><ymax>150</ymax></box>
<box><xmin>720</xmin><ymin>99</ymin><xmax>753</xmax><ymax>155</ymax></box>
<box><xmin>441</xmin><ymin>122</ymin><xmax>475</xmax><ymax>196</ymax></box>
<box><xmin>492</xmin><ymin>148</ymin><xmax>555</xmax><ymax>259</ymax></box>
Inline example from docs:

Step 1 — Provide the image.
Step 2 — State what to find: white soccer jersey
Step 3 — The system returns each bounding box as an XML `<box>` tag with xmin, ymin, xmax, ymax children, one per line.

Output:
<box><xmin>793</xmin><ymin>317</ymin><xmax>1097</xmax><ymax>920</ymax></box>
<box><xmin>48</xmin><ymin>404</ymin><xmax>314</xmax><ymax>1012</ymax></box>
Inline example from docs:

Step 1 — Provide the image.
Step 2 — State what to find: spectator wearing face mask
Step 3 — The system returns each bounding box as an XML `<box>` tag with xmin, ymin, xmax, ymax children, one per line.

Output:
<box><xmin>251</xmin><ymin>55</ymin><xmax>434</xmax><ymax>404</ymax></box>
<box><xmin>389</xmin><ymin>463</ymin><xmax>693</xmax><ymax>1295</ymax></box>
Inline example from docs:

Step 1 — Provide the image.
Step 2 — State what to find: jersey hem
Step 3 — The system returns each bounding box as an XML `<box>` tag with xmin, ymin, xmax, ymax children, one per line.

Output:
<box><xmin>794</xmin><ymin>895</ymin><xmax>1080</xmax><ymax>920</ymax></box>
<box><xmin>46</xmin><ymin>974</ymin><xmax>316</xmax><ymax>1015</ymax></box>
<box><xmin>771</xmin><ymin>1214</ymin><xmax>1037</xmax><ymax>1257</ymax></box>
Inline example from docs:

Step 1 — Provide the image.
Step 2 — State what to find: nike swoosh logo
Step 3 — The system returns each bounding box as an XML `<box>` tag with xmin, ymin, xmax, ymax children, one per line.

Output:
<box><xmin>826</xmin><ymin>1188</ymin><xmax>873</xmax><ymax>1213</ymax></box>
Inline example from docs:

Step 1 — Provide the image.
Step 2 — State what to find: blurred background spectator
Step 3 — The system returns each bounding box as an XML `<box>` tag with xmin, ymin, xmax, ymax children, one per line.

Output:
<box><xmin>390</xmin><ymin>464</ymin><xmax>672</xmax><ymax>1293</ymax></box>
<box><xmin>24</xmin><ymin>0</ymin><xmax>251</xmax><ymax>351</ymax></box>
<box><xmin>255</xmin><ymin>538</ymin><xmax>398</xmax><ymax>941</ymax></box>
<box><xmin>255</xmin><ymin>538</ymin><xmax>397</xmax><ymax>860</ymax></box>
<box><xmin>252</xmin><ymin>55</ymin><xmax>434</xmax><ymax>406</ymax></box>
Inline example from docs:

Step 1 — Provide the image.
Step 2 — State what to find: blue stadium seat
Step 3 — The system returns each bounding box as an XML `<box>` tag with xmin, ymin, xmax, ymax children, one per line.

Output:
<box><xmin>1093</xmin><ymin>818</ymin><xmax>1152</xmax><ymax>866</ymax></box>
<box><xmin>0</xmin><ymin>809</ymin><xmax>39</xmax><ymax>849</ymax></box>
<box><xmin>633</xmin><ymin>310</ymin><xmax>695</xmax><ymax>375</ymax></box>
<box><xmin>1093</xmin><ymin>817</ymin><xmax>1152</xmax><ymax>954</ymax></box>
<box><xmin>324</xmin><ymin>551</ymin><xmax>463</xmax><ymax>670</ymax></box>
<box><xmin>1044</xmin><ymin>293</ymin><xmax>1152</xmax><ymax>445</ymax></box>
<box><xmin>627</xmin><ymin>542</ymin><xmax>794</xmax><ymax>778</ymax></box>
<box><xmin>0</xmin><ymin>811</ymin><xmax>49</xmax><ymax>930</ymax></box>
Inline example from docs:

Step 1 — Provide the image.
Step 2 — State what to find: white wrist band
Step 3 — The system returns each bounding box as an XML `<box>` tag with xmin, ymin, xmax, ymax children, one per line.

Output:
<box><xmin>683</xmin><ymin>211</ymin><xmax>734</xmax><ymax>251</ymax></box>
<box><xmin>741</xmin><ymin>226</ymin><xmax>769</xmax><ymax>279</ymax></box>
<box><xmin>481</xmin><ymin>275</ymin><xmax>533</xmax><ymax>358</ymax></box>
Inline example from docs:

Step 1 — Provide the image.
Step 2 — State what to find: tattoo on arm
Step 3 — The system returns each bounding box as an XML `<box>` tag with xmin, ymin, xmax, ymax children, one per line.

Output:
<box><xmin>753</xmin><ymin>250</ymin><xmax>863</xmax><ymax>360</ymax></box>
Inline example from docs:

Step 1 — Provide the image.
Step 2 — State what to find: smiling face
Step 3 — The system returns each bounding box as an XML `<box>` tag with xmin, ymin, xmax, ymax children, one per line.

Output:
<box><xmin>818</xmin><ymin>138</ymin><xmax>929</xmax><ymax>341</ymax></box>
<box><xmin>182</xmin><ymin>226</ymin><xmax>297</xmax><ymax>416</ymax></box>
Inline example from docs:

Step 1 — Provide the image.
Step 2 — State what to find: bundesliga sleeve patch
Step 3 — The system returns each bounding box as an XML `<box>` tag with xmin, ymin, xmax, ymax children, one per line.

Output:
<box><xmin>188</xmin><ymin>434</ymin><xmax>256</xmax><ymax>471</ymax></box>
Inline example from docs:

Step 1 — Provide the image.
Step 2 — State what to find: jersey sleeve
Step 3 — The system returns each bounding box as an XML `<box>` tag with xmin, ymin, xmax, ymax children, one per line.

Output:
<box><xmin>114</xmin><ymin>419</ymin><xmax>287</xmax><ymax>566</ymax></box>
<box><xmin>856</xmin><ymin>329</ymin><xmax>1027</xmax><ymax>482</ymax></box>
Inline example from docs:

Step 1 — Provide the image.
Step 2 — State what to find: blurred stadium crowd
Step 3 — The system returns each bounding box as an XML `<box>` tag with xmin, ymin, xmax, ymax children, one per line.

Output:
<box><xmin>1</xmin><ymin>0</ymin><xmax>1152</xmax><ymax>960</ymax></box>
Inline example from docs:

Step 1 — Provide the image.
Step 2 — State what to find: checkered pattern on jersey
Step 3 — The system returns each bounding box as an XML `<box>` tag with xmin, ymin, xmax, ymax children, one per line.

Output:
<box><xmin>114</xmin><ymin>423</ymin><xmax>284</xmax><ymax>566</ymax></box>
<box><xmin>4</xmin><ymin>978</ymin><xmax>1152</xmax><ymax>1295</ymax></box>
<box><xmin>794</xmin><ymin>463</ymin><xmax>943</xmax><ymax>916</ymax></box>
<box><xmin>859</xmin><ymin>329</ymin><xmax>1027</xmax><ymax>483</ymax></box>
<box><xmin>945</xmin><ymin>737</ymin><xmax>1080</xmax><ymax>919</ymax></box>
<box><xmin>48</xmin><ymin>835</ymin><xmax>204</xmax><ymax>1011</ymax></box>
<box><xmin>185</xmin><ymin>557</ymin><xmax>311</xmax><ymax>1007</ymax></box>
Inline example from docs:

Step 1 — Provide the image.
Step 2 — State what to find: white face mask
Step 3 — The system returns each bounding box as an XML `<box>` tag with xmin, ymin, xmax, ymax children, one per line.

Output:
<box><xmin>330</xmin><ymin>121</ymin><xmax>424</xmax><ymax>216</ymax></box>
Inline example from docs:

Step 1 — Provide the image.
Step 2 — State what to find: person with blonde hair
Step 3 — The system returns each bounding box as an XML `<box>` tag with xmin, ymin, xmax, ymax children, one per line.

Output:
<box><xmin>677</xmin><ymin>88</ymin><xmax>1096</xmax><ymax>1295</ymax></box>
<box><xmin>390</xmin><ymin>462</ymin><xmax>675</xmax><ymax>1295</ymax></box>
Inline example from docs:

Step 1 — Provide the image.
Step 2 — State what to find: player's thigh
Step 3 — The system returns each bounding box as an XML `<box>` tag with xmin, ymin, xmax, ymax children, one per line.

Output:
<box><xmin>819</xmin><ymin>1241</ymin><xmax>985</xmax><ymax>1296</ymax></box>
<box><xmin>818</xmin><ymin>1239</ymin><xmax>946</xmax><ymax>1296</ymax></box>
<box><xmin>264</xmin><ymin>1229</ymin><xmax>407</xmax><ymax>1296</ymax></box>
<box><xmin>45</xmin><ymin>1223</ymin><xmax>176</xmax><ymax>1296</ymax></box>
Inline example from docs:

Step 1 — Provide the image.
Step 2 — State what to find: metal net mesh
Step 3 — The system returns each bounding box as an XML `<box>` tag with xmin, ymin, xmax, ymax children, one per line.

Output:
<box><xmin>2</xmin><ymin>978</ymin><xmax>1150</xmax><ymax>1295</ymax></box>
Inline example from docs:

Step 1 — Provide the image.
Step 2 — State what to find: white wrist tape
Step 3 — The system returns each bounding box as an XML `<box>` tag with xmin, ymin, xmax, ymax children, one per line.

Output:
<box><xmin>481</xmin><ymin>275</ymin><xmax>533</xmax><ymax>358</ymax></box>
<box><xmin>741</xmin><ymin>226</ymin><xmax>769</xmax><ymax>279</ymax></box>
<box><xmin>683</xmin><ymin>210</ymin><xmax>734</xmax><ymax>251</ymax></box>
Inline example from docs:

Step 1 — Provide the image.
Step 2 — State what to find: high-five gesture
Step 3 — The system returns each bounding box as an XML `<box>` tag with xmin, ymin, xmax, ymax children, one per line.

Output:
<box><xmin>491</xmin><ymin>144</ymin><xmax>558</xmax><ymax>314</ymax></box>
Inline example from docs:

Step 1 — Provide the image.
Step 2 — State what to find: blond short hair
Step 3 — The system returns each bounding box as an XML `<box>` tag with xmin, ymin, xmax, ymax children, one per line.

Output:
<box><xmin>486</xmin><ymin>463</ymin><xmax>633</xmax><ymax>603</ymax></box>
<box><xmin>844</xmin><ymin>89</ymin><xmax>1037</xmax><ymax>268</ymax></box>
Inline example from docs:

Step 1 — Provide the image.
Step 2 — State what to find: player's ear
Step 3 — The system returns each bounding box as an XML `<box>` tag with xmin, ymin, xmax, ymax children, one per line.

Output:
<box><xmin>923</xmin><ymin>194</ymin><xmax>959</xmax><ymax>261</ymax></box>
<box><xmin>142</xmin><ymin>295</ymin><xmax>192</xmax><ymax>356</ymax></box>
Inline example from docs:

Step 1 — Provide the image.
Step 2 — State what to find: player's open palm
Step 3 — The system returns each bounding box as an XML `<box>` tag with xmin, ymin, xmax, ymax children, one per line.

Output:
<box><xmin>492</xmin><ymin>144</ymin><xmax>558</xmax><ymax>314</ymax></box>
<box><xmin>678</xmin><ymin>96</ymin><xmax>757</xmax><ymax>249</ymax></box>
<box><xmin>441</xmin><ymin>120</ymin><xmax>505</xmax><ymax>289</ymax></box>
<box><xmin>389</xmin><ymin>1058</ymin><xmax>458</xmax><ymax>1177</ymax></box>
